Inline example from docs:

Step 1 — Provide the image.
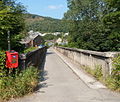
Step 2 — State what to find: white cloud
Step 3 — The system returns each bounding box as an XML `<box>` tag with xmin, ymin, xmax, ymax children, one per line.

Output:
<box><xmin>48</xmin><ymin>5</ymin><xmax>63</xmax><ymax>10</ymax></box>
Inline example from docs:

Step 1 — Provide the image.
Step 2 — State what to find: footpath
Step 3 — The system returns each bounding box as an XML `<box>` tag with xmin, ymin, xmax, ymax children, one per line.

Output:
<box><xmin>9</xmin><ymin>48</ymin><xmax>120</xmax><ymax>102</ymax></box>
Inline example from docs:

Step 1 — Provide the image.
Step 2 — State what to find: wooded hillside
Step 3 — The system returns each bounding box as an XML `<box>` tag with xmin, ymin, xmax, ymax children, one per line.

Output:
<box><xmin>25</xmin><ymin>14</ymin><xmax>68</xmax><ymax>33</ymax></box>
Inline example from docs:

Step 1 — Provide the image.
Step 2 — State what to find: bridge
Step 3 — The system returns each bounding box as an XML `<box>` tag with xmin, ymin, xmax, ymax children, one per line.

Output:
<box><xmin>9</xmin><ymin>48</ymin><xmax>120</xmax><ymax>102</ymax></box>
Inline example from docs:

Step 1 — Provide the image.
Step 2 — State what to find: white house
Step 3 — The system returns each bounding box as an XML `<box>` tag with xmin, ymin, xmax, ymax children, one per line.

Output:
<box><xmin>56</xmin><ymin>38</ymin><xmax>62</xmax><ymax>45</ymax></box>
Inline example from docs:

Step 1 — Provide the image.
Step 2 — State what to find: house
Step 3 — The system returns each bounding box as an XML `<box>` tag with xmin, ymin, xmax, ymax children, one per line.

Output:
<box><xmin>32</xmin><ymin>35</ymin><xmax>44</xmax><ymax>47</ymax></box>
<box><xmin>55</xmin><ymin>37</ymin><xmax>68</xmax><ymax>45</ymax></box>
<box><xmin>56</xmin><ymin>38</ymin><xmax>62</xmax><ymax>45</ymax></box>
<box><xmin>20</xmin><ymin>31</ymin><xmax>44</xmax><ymax>48</ymax></box>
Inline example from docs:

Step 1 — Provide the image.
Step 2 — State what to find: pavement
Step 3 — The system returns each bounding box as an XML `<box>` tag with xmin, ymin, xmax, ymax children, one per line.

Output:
<box><xmin>9</xmin><ymin>48</ymin><xmax>120</xmax><ymax>102</ymax></box>
<box><xmin>53</xmin><ymin>48</ymin><xmax>107</xmax><ymax>89</ymax></box>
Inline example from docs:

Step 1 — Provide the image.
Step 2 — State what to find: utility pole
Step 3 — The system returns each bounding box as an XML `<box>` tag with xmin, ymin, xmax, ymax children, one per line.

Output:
<box><xmin>8</xmin><ymin>31</ymin><xmax>11</xmax><ymax>51</ymax></box>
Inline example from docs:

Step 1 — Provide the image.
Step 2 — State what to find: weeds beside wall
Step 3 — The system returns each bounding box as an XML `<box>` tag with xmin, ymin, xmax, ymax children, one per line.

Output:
<box><xmin>0</xmin><ymin>66</ymin><xmax>39</xmax><ymax>101</ymax></box>
<box><xmin>105</xmin><ymin>55</ymin><xmax>120</xmax><ymax>91</ymax></box>
<box><xmin>82</xmin><ymin>65</ymin><xmax>103</xmax><ymax>81</ymax></box>
<box><xmin>0</xmin><ymin>47</ymin><xmax>47</xmax><ymax>101</ymax></box>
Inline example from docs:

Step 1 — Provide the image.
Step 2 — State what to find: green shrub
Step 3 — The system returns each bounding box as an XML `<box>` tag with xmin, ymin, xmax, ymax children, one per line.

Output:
<box><xmin>0</xmin><ymin>51</ymin><xmax>7</xmax><ymax>77</ymax></box>
<box><xmin>24</xmin><ymin>47</ymin><xmax>37</xmax><ymax>53</ymax></box>
<box><xmin>112</xmin><ymin>55</ymin><xmax>120</xmax><ymax>88</ymax></box>
<box><xmin>82</xmin><ymin>56</ymin><xmax>120</xmax><ymax>91</ymax></box>
<box><xmin>0</xmin><ymin>66</ymin><xmax>39</xmax><ymax>101</ymax></box>
<box><xmin>105</xmin><ymin>55</ymin><xmax>120</xmax><ymax>91</ymax></box>
<box><xmin>105</xmin><ymin>76</ymin><xmax>117</xmax><ymax>90</ymax></box>
<box><xmin>82</xmin><ymin>65</ymin><xmax>103</xmax><ymax>80</ymax></box>
<box><xmin>93</xmin><ymin>65</ymin><xmax>103</xmax><ymax>80</ymax></box>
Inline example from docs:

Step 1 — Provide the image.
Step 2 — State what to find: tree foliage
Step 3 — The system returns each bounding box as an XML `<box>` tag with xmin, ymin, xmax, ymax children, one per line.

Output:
<box><xmin>64</xmin><ymin>0</ymin><xmax>120</xmax><ymax>51</ymax></box>
<box><xmin>25</xmin><ymin>14</ymin><xmax>68</xmax><ymax>33</ymax></box>
<box><xmin>43</xmin><ymin>34</ymin><xmax>56</xmax><ymax>40</ymax></box>
<box><xmin>103</xmin><ymin>0</ymin><xmax>120</xmax><ymax>51</ymax></box>
<box><xmin>0</xmin><ymin>0</ymin><xmax>26</xmax><ymax>51</ymax></box>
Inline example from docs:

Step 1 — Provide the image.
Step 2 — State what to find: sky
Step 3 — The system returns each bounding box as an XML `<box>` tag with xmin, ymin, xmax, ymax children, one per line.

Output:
<box><xmin>17</xmin><ymin>0</ymin><xmax>68</xmax><ymax>19</ymax></box>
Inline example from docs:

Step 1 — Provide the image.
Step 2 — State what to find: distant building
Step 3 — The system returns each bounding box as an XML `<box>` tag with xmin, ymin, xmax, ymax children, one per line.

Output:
<box><xmin>53</xmin><ymin>32</ymin><xmax>61</xmax><ymax>36</ymax></box>
<box><xmin>20</xmin><ymin>31</ymin><xmax>44</xmax><ymax>48</ymax></box>
<box><xmin>55</xmin><ymin>37</ymin><xmax>68</xmax><ymax>45</ymax></box>
<box><xmin>56</xmin><ymin>38</ymin><xmax>62</xmax><ymax>45</ymax></box>
<box><xmin>64</xmin><ymin>33</ymin><xmax>69</xmax><ymax>36</ymax></box>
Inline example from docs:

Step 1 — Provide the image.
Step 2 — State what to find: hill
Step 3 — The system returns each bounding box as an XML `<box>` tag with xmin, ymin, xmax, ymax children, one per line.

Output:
<box><xmin>25</xmin><ymin>14</ymin><xmax>68</xmax><ymax>33</ymax></box>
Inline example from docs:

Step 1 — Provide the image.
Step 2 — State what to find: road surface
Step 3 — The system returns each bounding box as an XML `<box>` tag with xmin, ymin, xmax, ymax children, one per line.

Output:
<box><xmin>10</xmin><ymin>48</ymin><xmax>120</xmax><ymax>102</ymax></box>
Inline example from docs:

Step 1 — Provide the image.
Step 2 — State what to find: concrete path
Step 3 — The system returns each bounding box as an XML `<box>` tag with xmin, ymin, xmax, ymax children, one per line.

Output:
<box><xmin>10</xmin><ymin>48</ymin><xmax>120</xmax><ymax>102</ymax></box>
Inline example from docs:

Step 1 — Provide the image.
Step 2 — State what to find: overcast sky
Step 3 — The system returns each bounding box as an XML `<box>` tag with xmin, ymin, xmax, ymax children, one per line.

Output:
<box><xmin>17</xmin><ymin>0</ymin><xmax>68</xmax><ymax>19</ymax></box>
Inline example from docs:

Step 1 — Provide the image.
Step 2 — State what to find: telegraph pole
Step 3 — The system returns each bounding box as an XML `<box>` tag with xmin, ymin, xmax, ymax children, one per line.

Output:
<box><xmin>8</xmin><ymin>31</ymin><xmax>11</xmax><ymax>51</ymax></box>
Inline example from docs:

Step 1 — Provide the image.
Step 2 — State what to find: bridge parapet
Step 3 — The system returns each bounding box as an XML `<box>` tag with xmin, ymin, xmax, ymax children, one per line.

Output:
<box><xmin>54</xmin><ymin>46</ymin><xmax>120</xmax><ymax>78</ymax></box>
<box><xmin>19</xmin><ymin>47</ymin><xmax>47</xmax><ymax>70</ymax></box>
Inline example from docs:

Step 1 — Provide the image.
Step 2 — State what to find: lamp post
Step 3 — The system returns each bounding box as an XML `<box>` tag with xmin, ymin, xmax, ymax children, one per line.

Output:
<box><xmin>8</xmin><ymin>31</ymin><xmax>11</xmax><ymax>51</ymax></box>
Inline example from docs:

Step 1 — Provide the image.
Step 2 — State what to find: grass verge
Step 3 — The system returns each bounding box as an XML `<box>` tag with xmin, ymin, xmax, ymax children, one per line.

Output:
<box><xmin>0</xmin><ymin>66</ymin><xmax>39</xmax><ymax>101</ymax></box>
<box><xmin>82</xmin><ymin>62</ymin><xmax>120</xmax><ymax>92</ymax></box>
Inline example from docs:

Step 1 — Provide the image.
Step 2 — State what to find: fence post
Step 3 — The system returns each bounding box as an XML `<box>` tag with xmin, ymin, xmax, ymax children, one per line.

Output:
<box><xmin>19</xmin><ymin>54</ymin><xmax>26</xmax><ymax>70</ymax></box>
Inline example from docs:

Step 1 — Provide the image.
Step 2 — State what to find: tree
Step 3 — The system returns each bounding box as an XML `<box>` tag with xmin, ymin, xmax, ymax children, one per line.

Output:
<box><xmin>43</xmin><ymin>34</ymin><xmax>55</xmax><ymax>40</ymax></box>
<box><xmin>102</xmin><ymin>0</ymin><xmax>120</xmax><ymax>51</ymax></box>
<box><xmin>64</xmin><ymin>0</ymin><xmax>120</xmax><ymax>51</ymax></box>
<box><xmin>64</xmin><ymin>0</ymin><xmax>106</xmax><ymax>50</ymax></box>
<box><xmin>0</xmin><ymin>0</ymin><xmax>26</xmax><ymax>51</ymax></box>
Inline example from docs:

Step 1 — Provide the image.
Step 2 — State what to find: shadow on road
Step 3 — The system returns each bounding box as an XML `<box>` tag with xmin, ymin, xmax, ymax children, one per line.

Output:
<box><xmin>33</xmin><ymin>50</ymin><xmax>50</xmax><ymax>93</ymax></box>
<box><xmin>34</xmin><ymin>70</ymin><xmax>49</xmax><ymax>93</ymax></box>
<box><xmin>40</xmin><ymin>70</ymin><xmax>49</xmax><ymax>82</ymax></box>
<box><xmin>46</xmin><ymin>52</ymin><xmax>54</xmax><ymax>56</ymax></box>
<box><xmin>34</xmin><ymin>49</ymin><xmax>54</xmax><ymax>93</ymax></box>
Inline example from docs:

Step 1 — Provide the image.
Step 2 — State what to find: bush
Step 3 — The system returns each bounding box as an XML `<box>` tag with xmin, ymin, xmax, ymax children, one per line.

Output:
<box><xmin>93</xmin><ymin>65</ymin><xmax>103</xmax><ymax>80</ymax></box>
<box><xmin>0</xmin><ymin>66</ymin><xmax>39</xmax><ymax>101</ymax></box>
<box><xmin>0</xmin><ymin>51</ymin><xmax>7</xmax><ymax>77</ymax></box>
<box><xmin>82</xmin><ymin>65</ymin><xmax>103</xmax><ymax>81</ymax></box>
<box><xmin>24</xmin><ymin>47</ymin><xmax>37</xmax><ymax>53</ymax></box>
<box><xmin>105</xmin><ymin>55</ymin><xmax>120</xmax><ymax>91</ymax></box>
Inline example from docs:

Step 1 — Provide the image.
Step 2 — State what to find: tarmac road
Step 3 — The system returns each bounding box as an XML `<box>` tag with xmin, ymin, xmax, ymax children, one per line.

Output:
<box><xmin>9</xmin><ymin>48</ymin><xmax>120</xmax><ymax>102</ymax></box>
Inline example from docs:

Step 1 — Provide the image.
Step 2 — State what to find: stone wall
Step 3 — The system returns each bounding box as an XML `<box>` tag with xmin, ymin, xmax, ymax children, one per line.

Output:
<box><xmin>19</xmin><ymin>47</ymin><xmax>47</xmax><ymax>70</ymax></box>
<box><xmin>55</xmin><ymin>47</ymin><xmax>120</xmax><ymax>77</ymax></box>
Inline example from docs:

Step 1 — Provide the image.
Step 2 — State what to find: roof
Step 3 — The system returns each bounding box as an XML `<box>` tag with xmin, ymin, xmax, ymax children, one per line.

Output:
<box><xmin>20</xmin><ymin>31</ymin><xmax>42</xmax><ymax>44</ymax></box>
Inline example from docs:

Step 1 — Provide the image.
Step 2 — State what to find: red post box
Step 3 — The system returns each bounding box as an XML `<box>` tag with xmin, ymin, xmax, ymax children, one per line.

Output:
<box><xmin>6</xmin><ymin>50</ymin><xmax>18</xmax><ymax>68</ymax></box>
